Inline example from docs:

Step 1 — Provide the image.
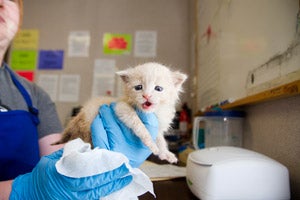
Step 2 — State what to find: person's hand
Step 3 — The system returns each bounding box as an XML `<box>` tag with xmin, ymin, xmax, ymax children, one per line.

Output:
<box><xmin>91</xmin><ymin>103</ymin><xmax>159</xmax><ymax>168</ymax></box>
<box><xmin>9</xmin><ymin>149</ymin><xmax>132</xmax><ymax>200</ymax></box>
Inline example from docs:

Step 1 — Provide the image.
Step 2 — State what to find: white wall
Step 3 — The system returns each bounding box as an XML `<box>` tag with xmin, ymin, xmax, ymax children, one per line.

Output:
<box><xmin>195</xmin><ymin>0</ymin><xmax>300</xmax><ymax>110</ymax></box>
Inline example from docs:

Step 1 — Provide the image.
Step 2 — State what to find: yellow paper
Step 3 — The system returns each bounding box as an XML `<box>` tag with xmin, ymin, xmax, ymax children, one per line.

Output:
<box><xmin>12</xmin><ymin>29</ymin><xmax>39</xmax><ymax>49</ymax></box>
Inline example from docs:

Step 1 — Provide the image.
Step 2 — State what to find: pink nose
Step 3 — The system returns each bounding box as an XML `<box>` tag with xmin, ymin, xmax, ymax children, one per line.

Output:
<box><xmin>143</xmin><ymin>94</ymin><xmax>151</xmax><ymax>99</ymax></box>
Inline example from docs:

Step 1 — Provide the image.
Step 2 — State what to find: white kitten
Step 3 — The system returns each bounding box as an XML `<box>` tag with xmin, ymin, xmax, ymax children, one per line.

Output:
<box><xmin>55</xmin><ymin>62</ymin><xmax>187</xmax><ymax>163</ymax></box>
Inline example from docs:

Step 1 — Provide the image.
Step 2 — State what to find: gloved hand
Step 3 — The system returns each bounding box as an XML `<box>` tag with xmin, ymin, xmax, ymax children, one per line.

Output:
<box><xmin>9</xmin><ymin>149</ymin><xmax>132</xmax><ymax>200</ymax></box>
<box><xmin>91</xmin><ymin>102</ymin><xmax>159</xmax><ymax>168</ymax></box>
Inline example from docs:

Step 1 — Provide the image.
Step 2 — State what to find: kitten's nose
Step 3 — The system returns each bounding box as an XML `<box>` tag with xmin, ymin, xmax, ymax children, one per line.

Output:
<box><xmin>142</xmin><ymin>94</ymin><xmax>151</xmax><ymax>99</ymax></box>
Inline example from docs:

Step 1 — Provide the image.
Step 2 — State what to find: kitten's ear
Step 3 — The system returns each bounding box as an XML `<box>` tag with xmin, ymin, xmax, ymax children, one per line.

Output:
<box><xmin>173</xmin><ymin>71</ymin><xmax>187</xmax><ymax>90</ymax></box>
<box><xmin>116</xmin><ymin>70</ymin><xmax>130</xmax><ymax>83</ymax></box>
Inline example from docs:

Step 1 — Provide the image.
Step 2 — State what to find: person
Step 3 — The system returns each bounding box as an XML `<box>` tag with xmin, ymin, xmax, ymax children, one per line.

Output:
<box><xmin>0</xmin><ymin>0</ymin><xmax>158</xmax><ymax>199</ymax></box>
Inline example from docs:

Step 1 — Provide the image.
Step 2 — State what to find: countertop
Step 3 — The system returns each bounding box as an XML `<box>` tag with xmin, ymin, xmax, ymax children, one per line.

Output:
<box><xmin>139</xmin><ymin>177</ymin><xmax>198</xmax><ymax>200</ymax></box>
<box><xmin>139</xmin><ymin>154</ymin><xmax>199</xmax><ymax>200</ymax></box>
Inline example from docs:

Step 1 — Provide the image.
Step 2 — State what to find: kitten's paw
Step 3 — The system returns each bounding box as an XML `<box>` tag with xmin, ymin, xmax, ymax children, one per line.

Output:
<box><xmin>159</xmin><ymin>151</ymin><xmax>178</xmax><ymax>164</ymax></box>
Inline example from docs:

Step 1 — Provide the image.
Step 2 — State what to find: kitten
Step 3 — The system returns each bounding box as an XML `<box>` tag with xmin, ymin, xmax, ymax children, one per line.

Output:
<box><xmin>55</xmin><ymin>62</ymin><xmax>187</xmax><ymax>163</ymax></box>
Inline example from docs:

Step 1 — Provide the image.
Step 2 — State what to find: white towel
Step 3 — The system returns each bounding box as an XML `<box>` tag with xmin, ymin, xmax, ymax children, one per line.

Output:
<box><xmin>55</xmin><ymin>138</ymin><xmax>155</xmax><ymax>200</ymax></box>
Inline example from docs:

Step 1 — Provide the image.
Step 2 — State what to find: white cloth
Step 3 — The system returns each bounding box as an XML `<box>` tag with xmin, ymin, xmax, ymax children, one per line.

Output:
<box><xmin>55</xmin><ymin>138</ymin><xmax>155</xmax><ymax>200</ymax></box>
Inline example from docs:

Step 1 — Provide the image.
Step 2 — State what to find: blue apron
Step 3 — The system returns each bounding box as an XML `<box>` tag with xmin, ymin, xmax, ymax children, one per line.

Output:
<box><xmin>0</xmin><ymin>65</ymin><xmax>40</xmax><ymax>181</ymax></box>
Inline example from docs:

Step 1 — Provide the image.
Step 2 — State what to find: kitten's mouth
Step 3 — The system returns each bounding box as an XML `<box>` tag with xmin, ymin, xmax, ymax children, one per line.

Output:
<box><xmin>142</xmin><ymin>101</ymin><xmax>153</xmax><ymax>109</ymax></box>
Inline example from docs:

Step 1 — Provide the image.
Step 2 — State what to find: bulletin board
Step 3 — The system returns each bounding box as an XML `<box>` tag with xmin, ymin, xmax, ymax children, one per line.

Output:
<box><xmin>15</xmin><ymin>0</ymin><xmax>191</xmax><ymax>124</ymax></box>
<box><xmin>194</xmin><ymin>0</ymin><xmax>300</xmax><ymax>111</ymax></box>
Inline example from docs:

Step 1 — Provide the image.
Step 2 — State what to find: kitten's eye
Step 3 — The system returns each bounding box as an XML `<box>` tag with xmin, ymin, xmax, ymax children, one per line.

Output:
<box><xmin>134</xmin><ymin>85</ymin><xmax>143</xmax><ymax>91</ymax></box>
<box><xmin>155</xmin><ymin>86</ymin><xmax>163</xmax><ymax>92</ymax></box>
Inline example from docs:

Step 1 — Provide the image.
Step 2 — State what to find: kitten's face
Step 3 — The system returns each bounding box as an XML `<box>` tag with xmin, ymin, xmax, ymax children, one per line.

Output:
<box><xmin>117</xmin><ymin>63</ymin><xmax>187</xmax><ymax>113</ymax></box>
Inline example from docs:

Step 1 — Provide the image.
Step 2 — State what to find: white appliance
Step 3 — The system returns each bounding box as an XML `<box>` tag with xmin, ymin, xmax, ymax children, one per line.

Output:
<box><xmin>186</xmin><ymin>146</ymin><xmax>290</xmax><ymax>200</ymax></box>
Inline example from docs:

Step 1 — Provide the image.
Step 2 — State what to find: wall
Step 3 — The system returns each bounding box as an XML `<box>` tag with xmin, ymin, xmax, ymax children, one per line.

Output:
<box><xmin>194</xmin><ymin>0</ymin><xmax>300</xmax><ymax>110</ymax></box>
<box><xmin>21</xmin><ymin>0</ymin><xmax>192</xmax><ymax>124</ymax></box>
<box><xmin>243</xmin><ymin>95</ymin><xmax>300</xmax><ymax>198</ymax></box>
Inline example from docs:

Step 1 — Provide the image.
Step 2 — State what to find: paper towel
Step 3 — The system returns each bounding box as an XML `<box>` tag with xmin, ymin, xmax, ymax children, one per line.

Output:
<box><xmin>55</xmin><ymin>138</ymin><xmax>155</xmax><ymax>200</ymax></box>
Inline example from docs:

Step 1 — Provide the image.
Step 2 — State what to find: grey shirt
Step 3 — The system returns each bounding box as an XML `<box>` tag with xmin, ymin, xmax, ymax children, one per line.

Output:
<box><xmin>0</xmin><ymin>64</ymin><xmax>63</xmax><ymax>138</ymax></box>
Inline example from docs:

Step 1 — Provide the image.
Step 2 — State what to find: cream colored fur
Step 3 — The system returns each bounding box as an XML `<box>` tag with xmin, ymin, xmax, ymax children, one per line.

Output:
<box><xmin>55</xmin><ymin>62</ymin><xmax>187</xmax><ymax>163</ymax></box>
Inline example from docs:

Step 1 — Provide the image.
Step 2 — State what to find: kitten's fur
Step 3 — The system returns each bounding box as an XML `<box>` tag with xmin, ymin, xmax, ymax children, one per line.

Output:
<box><xmin>55</xmin><ymin>62</ymin><xmax>187</xmax><ymax>163</ymax></box>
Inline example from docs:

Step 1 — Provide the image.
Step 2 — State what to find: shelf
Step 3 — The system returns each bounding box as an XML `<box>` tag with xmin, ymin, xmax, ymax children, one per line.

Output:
<box><xmin>221</xmin><ymin>79</ymin><xmax>300</xmax><ymax>110</ymax></box>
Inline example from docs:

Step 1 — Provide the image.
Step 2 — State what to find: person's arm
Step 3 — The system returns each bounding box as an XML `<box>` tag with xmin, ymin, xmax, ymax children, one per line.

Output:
<box><xmin>38</xmin><ymin>133</ymin><xmax>64</xmax><ymax>156</ymax></box>
<box><xmin>33</xmin><ymin>83</ymin><xmax>64</xmax><ymax>156</ymax></box>
<box><xmin>0</xmin><ymin>133</ymin><xmax>63</xmax><ymax>200</ymax></box>
<box><xmin>0</xmin><ymin>134</ymin><xmax>63</xmax><ymax>200</ymax></box>
<box><xmin>0</xmin><ymin>180</ymin><xmax>13</xmax><ymax>200</ymax></box>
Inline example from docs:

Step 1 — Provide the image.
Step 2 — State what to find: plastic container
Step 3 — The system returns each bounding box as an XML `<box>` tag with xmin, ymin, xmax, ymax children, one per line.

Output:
<box><xmin>193</xmin><ymin>110</ymin><xmax>245</xmax><ymax>149</ymax></box>
<box><xmin>186</xmin><ymin>146</ymin><xmax>290</xmax><ymax>200</ymax></box>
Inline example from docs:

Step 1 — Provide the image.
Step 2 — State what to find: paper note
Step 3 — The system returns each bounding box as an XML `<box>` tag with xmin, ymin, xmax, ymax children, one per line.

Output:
<box><xmin>10</xmin><ymin>50</ymin><xmax>37</xmax><ymax>70</ymax></box>
<box><xmin>16</xmin><ymin>71</ymin><xmax>34</xmax><ymax>82</ymax></box>
<box><xmin>12</xmin><ymin>29</ymin><xmax>39</xmax><ymax>49</ymax></box>
<box><xmin>103</xmin><ymin>33</ymin><xmax>132</xmax><ymax>55</ymax></box>
<box><xmin>140</xmin><ymin>161</ymin><xmax>186</xmax><ymax>181</ymax></box>
<box><xmin>38</xmin><ymin>50</ymin><xmax>64</xmax><ymax>70</ymax></box>
<box><xmin>134</xmin><ymin>31</ymin><xmax>157</xmax><ymax>58</ymax></box>
<box><xmin>92</xmin><ymin>76</ymin><xmax>115</xmax><ymax>97</ymax></box>
<box><xmin>93</xmin><ymin>59</ymin><xmax>116</xmax><ymax>75</ymax></box>
<box><xmin>59</xmin><ymin>75</ymin><xmax>80</xmax><ymax>102</ymax></box>
<box><xmin>92</xmin><ymin>59</ymin><xmax>116</xmax><ymax>97</ymax></box>
<box><xmin>68</xmin><ymin>31</ymin><xmax>90</xmax><ymax>57</ymax></box>
<box><xmin>37</xmin><ymin>74</ymin><xmax>59</xmax><ymax>101</ymax></box>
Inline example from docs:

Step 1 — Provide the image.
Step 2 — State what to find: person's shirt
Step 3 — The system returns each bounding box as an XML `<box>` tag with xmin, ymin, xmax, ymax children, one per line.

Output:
<box><xmin>0</xmin><ymin>64</ymin><xmax>63</xmax><ymax>139</ymax></box>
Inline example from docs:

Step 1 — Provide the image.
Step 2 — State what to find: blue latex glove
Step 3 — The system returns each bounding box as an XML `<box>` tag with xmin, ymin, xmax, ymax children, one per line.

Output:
<box><xmin>91</xmin><ymin>103</ymin><xmax>159</xmax><ymax>168</ymax></box>
<box><xmin>10</xmin><ymin>149</ymin><xmax>132</xmax><ymax>200</ymax></box>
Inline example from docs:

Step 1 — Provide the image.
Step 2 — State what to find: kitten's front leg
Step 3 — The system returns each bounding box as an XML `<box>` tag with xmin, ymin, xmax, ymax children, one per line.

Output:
<box><xmin>115</xmin><ymin>102</ymin><xmax>160</xmax><ymax>155</ymax></box>
<box><xmin>156</xmin><ymin>133</ymin><xmax>178</xmax><ymax>163</ymax></box>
